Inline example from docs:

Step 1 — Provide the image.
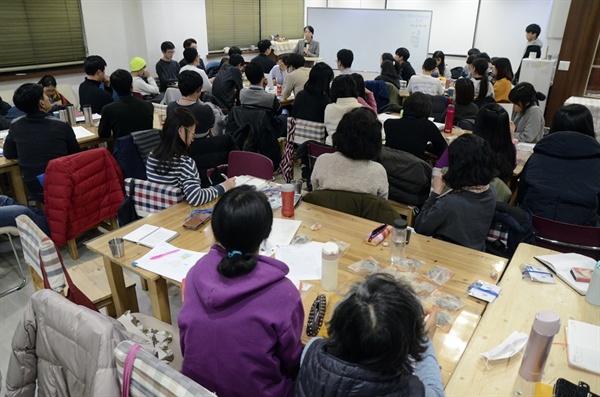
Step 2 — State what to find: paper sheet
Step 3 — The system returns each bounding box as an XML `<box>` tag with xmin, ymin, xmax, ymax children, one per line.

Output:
<box><xmin>259</xmin><ymin>218</ymin><xmax>302</xmax><ymax>256</ymax></box>
<box><xmin>75</xmin><ymin>113</ymin><xmax>101</xmax><ymax>123</ymax></box>
<box><xmin>276</xmin><ymin>241</ymin><xmax>324</xmax><ymax>281</ymax></box>
<box><xmin>132</xmin><ymin>242</ymin><xmax>205</xmax><ymax>282</ymax></box>
<box><xmin>72</xmin><ymin>126</ymin><xmax>96</xmax><ymax>139</ymax></box>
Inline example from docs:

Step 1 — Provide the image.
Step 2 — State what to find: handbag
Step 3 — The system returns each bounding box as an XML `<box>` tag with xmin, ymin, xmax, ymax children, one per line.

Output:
<box><xmin>121</xmin><ymin>343</ymin><xmax>142</xmax><ymax>397</ymax></box>
<box><xmin>39</xmin><ymin>244</ymin><xmax>99</xmax><ymax>312</ymax></box>
<box><xmin>118</xmin><ymin>178</ymin><xmax>139</xmax><ymax>226</ymax></box>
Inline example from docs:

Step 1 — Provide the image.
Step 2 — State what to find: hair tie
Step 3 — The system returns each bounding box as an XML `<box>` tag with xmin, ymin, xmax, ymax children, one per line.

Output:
<box><xmin>227</xmin><ymin>250</ymin><xmax>242</xmax><ymax>258</ymax></box>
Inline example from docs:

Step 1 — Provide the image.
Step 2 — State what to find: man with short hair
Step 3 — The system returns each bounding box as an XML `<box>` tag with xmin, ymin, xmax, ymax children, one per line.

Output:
<box><xmin>179</xmin><ymin>38</ymin><xmax>206</xmax><ymax>70</ymax></box>
<box><xmin>407</xmin><ymin>58</ymin><xmax>444</xmax><ymax>96</ymax></box>
<box><xmin>514</xmin><ymin>23</ymin><xmax>544</xmax><ymax>83</ymax></box>
<box><xmin>281</xmin><ymin>53</ymin><xmax>309</xmax><ymax>100</ymax></box>
<box><xmin>168</xmin><ymin>71</ymin><xmax>215</xmax><ymax>138</ymax></box>
<box><xmin>79</xmin><ymin>55</ymin><xmax>114</xmax><ymax>114</ymax></box>
<box><xmin>251</xmin><ymin>40</ymin><xmax>276</xmax><ymax>74</ymax></box>
<box><xmin>336</xmin><ymin>49</ymin><xmax>354</xmax><ymax>75</ymax></box>
<box><xmin>212</xmin><ymin>53</ymin><xmax>245</xmax><ymax>110</ymax></box>
<box><xmin>240</xmin><ymin>63</ymin><xmax>280</xmax><ymax>115</ymax></box>
<box><xmin>156</xmin><ymin>41</ymin><xmax>181</xmax><ymax>92</ymax></box>
<box><xmin>98</xmin><ymin>69</ymin><xmax>154</xmax><ymax>139</ymax></box>
<box><xmin>394</xmin><ymin>47</ymin><xmax>416</xmax><ymax>82</ymax></box>
<box><xmin>180</xmin><ymin>48</ymin><xmax>212</xmax><ymax>93</ymax></box>
<box><xmin>3</xmin><ymin>83</ymin><xmax>80</xmax><ymax>200</ymax></box>
<box><xmin>130</xmin><ymin>57</ymin><xmax>160</xmax><ymax>99</ymax></box>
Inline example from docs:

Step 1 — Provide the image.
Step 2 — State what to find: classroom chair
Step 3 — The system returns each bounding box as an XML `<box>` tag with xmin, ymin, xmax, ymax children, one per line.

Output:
<box><xmin>428</xmin><ymin>95</ymin><xmax>448</xmax><ymax>123</ymax></box>
<box><xmin>15</xmin><ymin>214</ymin><xmax>138</xmax><ymax>316</ymax></box>
<box><xmin>0</xmin><ymin>226</ymin><xmax>27</xmax><ymax>298</ymax></box>
<box><xmin>228</xmin><ymin>150</ymin><xmax>274</xmax><ymax>180</ymax></box>
<box><xmin>115</xmin><ymin>340</ymin><xmax>215</xmax><ymax>397</ymax></box>
<box><xmin>531</xmin><ymin>215</ymin><xmax>600</xmax><ymax>260</ymax></box>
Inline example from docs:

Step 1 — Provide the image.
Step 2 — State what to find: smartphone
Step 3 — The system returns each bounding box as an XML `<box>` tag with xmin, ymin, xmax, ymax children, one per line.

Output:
<box><xmin>183</xmin><ymin>213</ymin><xmax>211</xmax><ymax>230</ymax></box>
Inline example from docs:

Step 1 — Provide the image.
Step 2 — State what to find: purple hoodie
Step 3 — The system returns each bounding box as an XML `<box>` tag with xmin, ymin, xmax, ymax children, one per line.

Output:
<box><xmin>179</xmin><ymin>244</ymin><xmax>304</xmax><ymax>397</ymax></box>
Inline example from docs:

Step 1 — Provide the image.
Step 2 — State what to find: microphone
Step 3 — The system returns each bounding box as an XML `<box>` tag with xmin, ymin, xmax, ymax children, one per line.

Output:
<box><xmin>304</xmin><ymin>42</ymin><xmax>308</xmax><ymax>48</ymax></box>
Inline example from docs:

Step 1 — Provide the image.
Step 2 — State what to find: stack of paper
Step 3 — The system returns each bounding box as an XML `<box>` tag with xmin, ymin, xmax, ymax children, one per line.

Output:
<box><xmin>235</xmin><ymin>175</ymin><xmax>269</xmax><ymax>191</ymax></box>
<box><xmin>132</xmin><ymin>242</ymin><xmax>205</xmax><ymax>282</ymax></box>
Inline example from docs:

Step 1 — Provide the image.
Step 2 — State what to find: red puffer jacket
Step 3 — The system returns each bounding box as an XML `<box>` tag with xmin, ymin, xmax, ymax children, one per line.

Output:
<box><xmin>44</xmin><ymin>148</ymin><xmax>124</xmax><ymax>246</ymax></box>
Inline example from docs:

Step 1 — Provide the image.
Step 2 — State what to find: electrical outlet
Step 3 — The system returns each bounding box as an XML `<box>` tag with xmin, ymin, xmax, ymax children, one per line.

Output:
<box><xmin>558</xmin><ymin>61</ymin><xmax>570</xmax><ymax>71</ymax></box>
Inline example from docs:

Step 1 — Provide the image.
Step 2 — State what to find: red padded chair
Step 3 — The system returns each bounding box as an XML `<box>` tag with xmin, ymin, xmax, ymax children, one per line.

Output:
<box><xmin>227</xmin><ymin>150</ymin><xmax>274</xmax><ymax>180</ymax></box>
<box><xmin>531</xmin><ymin>214</ymin><xmax>600</xmax><ymax>260</ymax></box>
<box><xmin>307</xmin><ymin>141</ymin><xmax>336</xmax><ymax>170</ymax></box>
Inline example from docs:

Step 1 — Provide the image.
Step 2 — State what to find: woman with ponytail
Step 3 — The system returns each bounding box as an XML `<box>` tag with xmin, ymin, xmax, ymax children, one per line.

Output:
<box><xmin>178</xmin><ymin>186</ymin><xmax>304</xmax><ymax>397</ymax></box>
<box><xmin>470</xmin><ymin>57</ymin><xmax>494</xmax><ymax>100</ymax></box>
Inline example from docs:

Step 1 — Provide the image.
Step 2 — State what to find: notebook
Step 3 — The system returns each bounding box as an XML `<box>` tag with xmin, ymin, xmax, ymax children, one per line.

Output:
<box><xmin>235</xmin><ymin>175</ymin><xmax>269</xmax><ymax>192</ymax></box>
<box><xmin>123</xmin><ymin>224</ymin><xmax>179</xmax><ymax>248</ymax></box>
<box><xmin>535</xmin><ymin>253</ymin><xmax>596</xmax><ymax>295</ymax></box>
<box><xmin>566</xmin><ymin>319</ymin><xmax>600</xmax><ymax>375</ymax></box>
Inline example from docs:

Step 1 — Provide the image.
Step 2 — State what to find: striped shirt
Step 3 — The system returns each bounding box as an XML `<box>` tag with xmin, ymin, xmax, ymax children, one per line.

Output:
<box><xmin>147</xmin><ymin>154</ymin><xmax>224</xmax><ymax>206</ymax></box>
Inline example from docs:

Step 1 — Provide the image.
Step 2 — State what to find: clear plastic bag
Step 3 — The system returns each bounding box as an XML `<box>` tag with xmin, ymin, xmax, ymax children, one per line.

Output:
<box><xmin>423</xmin><ymin>265</ymin><xmax>455</xmax><ymax>285</ymax></box>
<box><xmin>426</xmin><ymin>290</ymin><xmax>465</xmax><ymax>311</ymax></box>
<box><xmin>348</xmin><ymin>257</ymin><xmax>381</xmax><ymax>275</ymax></box>
<box><xmin>394</xmin><ymin>257</ymin><xmax>426</xmax><ymax>271</ymax></box>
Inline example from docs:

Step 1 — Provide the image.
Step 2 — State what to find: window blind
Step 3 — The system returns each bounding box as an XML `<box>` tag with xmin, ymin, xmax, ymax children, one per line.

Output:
<box><xmin>205</xmin><ymin>0</ymin><xmax>304</xmax><ymax>52</ymax></box>
<box><xmin>0</xmin><ymin>0</ymin><xmax>86</xmax><ymax>72</ymax></box>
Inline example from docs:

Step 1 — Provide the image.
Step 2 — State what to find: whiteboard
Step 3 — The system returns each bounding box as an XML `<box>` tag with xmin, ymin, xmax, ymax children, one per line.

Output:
<box><xmin>307</xmin><ymin>7</ymin><xmax>432</xmax><ymax>73</ymax></box>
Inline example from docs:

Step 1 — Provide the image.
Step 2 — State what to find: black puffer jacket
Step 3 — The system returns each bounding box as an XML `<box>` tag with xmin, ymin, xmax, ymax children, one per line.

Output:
<box><xmin>293</xmin><ymin>339</ymin><xmax>425</xmax><ymax>397</ymax></box>
<box><xmin>376</xmin><ymin>146</ymin><xmax>432</xmax><ymax>207</ymax></box>
<box><xmin>519</xmin><ymin>131</ymin><xmax>600</xmax><ymax>226</ymax></box>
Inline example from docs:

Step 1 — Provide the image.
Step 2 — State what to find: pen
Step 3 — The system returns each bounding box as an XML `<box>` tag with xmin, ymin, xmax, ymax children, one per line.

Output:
<box><xmin>150</xmin><ymin>249</ymin><xmax>180</xmax><ymax>260</ymax></box>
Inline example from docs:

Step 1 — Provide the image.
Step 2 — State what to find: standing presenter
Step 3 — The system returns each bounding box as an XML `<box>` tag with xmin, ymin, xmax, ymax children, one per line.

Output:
<box><xmin>293</xmin><ymin>26</ymin><xmax>320</xmax><ymax>57</ymax></box>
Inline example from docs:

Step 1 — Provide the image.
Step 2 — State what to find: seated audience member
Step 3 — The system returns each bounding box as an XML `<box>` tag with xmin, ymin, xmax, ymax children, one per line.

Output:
<box><xmin>492</xmin><ymin>57</ymin><xmax>513</xmax><ymax>103</ymax></box>
<box><xmin>269</xmin><ymin>55</ymin><xmax>288</xmax><ymax>86</ymax></box>
<box><xmin>3</xmin><ymin>83</ymin><xmax>80</xmax><ymax>201</ymax></box>
<box><xmin>147</xmin><ymin>108</ymin><xmax>234</xmax><ymax>205</ymax></box>
<box><xmin>294</xmin><ymin>273</ymin><xmax>443</xmax><ymax>397</ymax></box>
<box><xmin>470</xmin><ymin>57</ymin><xmax>494</xmax><ymax>100</ymax></box>
<box><xmin>207</xmin><ymin>47</ymin><xmax>242</xmax><ymax>79</ymax></box>
<box><xmin>519</xmin><ymin>104</ymin><xmax>600</xmax><ymax>226</ymax></box>
<box><xmin>473</xmin><ymin>104</ymin><xmax>516</xmax><ymax>181</ymax></box>
<box><xmin>381</xmin><ymin>52</ymin><xmax>402</xmax><ymax>79</ymax></box>
<box><xmin>351</xmin><ymin>73</ymin><xmax>377</xmax><ymax>113</ymax></box>
<box><xmin>431</xmin><ymin>50</ymin><xmax>451</xmax><ymax>79</ymax></box>
<box><xmin>291</xmin><ymin>62</ymin><xmax>333</xmax><ymax>123</ymax></box>
<box><xmin>475</xmin><ymin>52</ymin><xmax>495</xmax><ymax>84</ymax></box>
<box><xmin>155</xmin><ymin>41</ymin><xmax>181</xmax><ymax>92</ymax></box>
<box><xmin>179</xmin><ymin>186</ymin><xmax>303</xmax><ymax>397</ymax></box>
<box><xmin>211</xmin><ymin>53</ymin><xmax>245</xmax><ymax>110</ymax></box>
<box><xmin>239</xmin><ymin>63</ymin><xmax>280</xmax><ymax>114</ymax></box>
<box><xmin>394</xmin><ymin>47</ymin><xmax>416</xmax><ymax>82</ymax></box>
<box><xmin>180</xmin><ymin>47</ymin><xmax>212</xmax><ymax>93</ymax></box>
<box><xmin>293</xmin><ymin>25</ymin><xmax>320</xmax><ymax>57</ymax></box>
<box><xmin>250</xmin><ymin>39</ymin><xmax>276</xmax><ymax>74</ymax></box>
<box><xmin>444</xmin><ymin>78</ymin><xmax>478</xmax><ymax>124</ymax></box>
<box><xmin>281</xmin><ymin>53</ymin><xmax>309</xmax><ymax>100</ymax></box>
<box><xmin>414</xmin><ymin>134</ymin><xmax>496</xmax><ymax>251</ymax></box>
<box><xmin>336</xmin><ymin>48</ymin><xmax>354</xmax><ymax>75</ymax></box>
<box><xmin>313</xmin><ymin>108</ymin><xmax>389</xmax><ymax>198</ymax></box>
<box><xmin>509</xmin><ymin>82</ymin><xmax>546</xmax><ymax>143</ymax></box>
<box><xmin>130</xmin><ymin>57</ymin><xmax>161</xmax><ymax>100</ymax></box>
<box><xmin>324</xmin><ymin>75</ymin><xmax>362</xmax><ymax>145</ymax></box>
<box><xmin>375</xmin><ymin>60</ymin><xmax>401</xmax><ymax>90</ymax></box>
<box><xmin>0</xmin><ymin>195</ymin><xmax>49</xmax><ymax>235</ymax></box>
<box><xmin>407</xmin><ymin>58</ymin><xmax>444</xmax><ymax>96</ymax></box>
<box><xmin>37</xmin><ymin>75</ymin><xmax>71</xmax><ymax>108</ymax></box>
<box><xmin>384</xmin><ymin>92</ymin><xmax>447</xmax><ymax>160</ymax></box>
<box><xmin>79</xmin><ymin>55</ymin><xmax>114</xmax><ymax>114</ymax></box>
<box><xmin>98</xmin><ymin>69</ymin><xmax>153</xmax><ymax>139</ymax></box>
<box><xmin>167</xmin><ymin>71</ymin><xmax>215</xmax><ymax>138</ymax></box>
<box><xmin>179</xmin><ymin>38</ymin><xmax>205</xmax><ymax>70</ymax></box>
<box><xmin>461</xmin><ymin>48</ymin><xmax>480</xmax><ymax>78</ymax></box>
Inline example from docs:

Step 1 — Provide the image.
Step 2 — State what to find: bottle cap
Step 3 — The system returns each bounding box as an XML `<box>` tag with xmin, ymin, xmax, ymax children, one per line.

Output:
<box><xmin>281</xmin><ymin>183</ymin><xmax>294</xmax><ymax>192</ymax></box>
<box><xmin>322</xmin><ymin>242</ymin><xmax>339</xmax><ymax>256</ymax></box>
<box><xmin>393</xmin><ymin>218</ymin><xmax>407</xmax><ymax>229</ymax></box>
<box><xmin>532</xmin><ymin>311</ymin><xmax>561</xmax><ymax>336</ymax></box>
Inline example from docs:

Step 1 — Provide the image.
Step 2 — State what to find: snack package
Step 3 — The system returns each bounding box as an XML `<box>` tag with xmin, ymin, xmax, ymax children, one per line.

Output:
<box><xmin>434</xmin><ymin>308</ymin><xmax>457</xmax><ymax>333</ymax></box>
<box><xmin>290</xmin><ymin>234</ymin><xmax>311</xmax><ymax>245</ymax></box>
<box><xmin>328</xmin><ymin>238</ymin><xmax>350</xmax><ymax>256</ymax></box>
<box><xmin>423</xmin><ymin>265</ymin><xmax>455</xmax><ymax>285</ymax></box>
<box><xmin>411</xmin><ymin>280</ymin><xmax>438</xmax><ymax>298</ymax></box>
<box><xmin>348</xmin><ymin>257</ymin><xmax>381</xmax><ymax>275</ymax></box>
<box><xmin>520</xmin><ymin>263</ymin><xmax>555</xmax><ymax>284</ymax></box>
<box><xmin>394</xmin><ymin>257</ymin><xmax>426</xmax><ymax>271</ymax></box>
<box><xmin>364</xmin><ymin>224</ymin><xmax>392</xmax><ymax>246</ymax></box>
<box><xmin>394</xmin><ymin>271</ymin><xmax>420</xmax><ymax>284</ymax></box>
<box><xmin>426</xmin><ymin>290</ymin><xmax>465</xmax><ymax>311</ymax></box>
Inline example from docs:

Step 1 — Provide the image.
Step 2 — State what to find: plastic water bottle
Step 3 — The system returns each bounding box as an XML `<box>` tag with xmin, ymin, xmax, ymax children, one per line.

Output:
<box><xmin>390</xmin><ymin>218</ymin><xmax>408</xmax><ymax>265</ymax></box>
<box><xmin>444</xmin><ymin>97</ymin><xmax>455</xmax><ymax>133</ymax></box>
<box><xmin>321</xmin><ymin>242</ymin><xmax>339</xmax><ymax>291</ymax></box>
<box><xmin>518</xmin><ymin>311</ymin><xmax>561</xmax><ymax>382</ymax></box>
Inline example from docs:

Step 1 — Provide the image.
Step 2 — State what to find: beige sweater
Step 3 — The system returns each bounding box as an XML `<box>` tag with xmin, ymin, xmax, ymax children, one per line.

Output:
<box><xmin>311</xmin><ymin>152</ymin><xmax>389</xmax><ymax>198</ymax></box>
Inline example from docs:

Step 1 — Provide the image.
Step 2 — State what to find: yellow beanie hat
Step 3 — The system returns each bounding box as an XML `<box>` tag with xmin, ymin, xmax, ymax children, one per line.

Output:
<box><xmin>130</xmin><ymin>57</ymin><xmax>146</xmax><ymax>72</ymax></box>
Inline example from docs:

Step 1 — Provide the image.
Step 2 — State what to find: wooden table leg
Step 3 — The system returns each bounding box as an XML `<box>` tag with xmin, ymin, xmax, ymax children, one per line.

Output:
<box><xmin>8</xmin><ymin>166</ymin><xmax>28</xmax><ymax>204</ymax></box>
<box><xmin>103</xmin><ymin>256</ymin><xmax>131</xmax><ymax>316</ymax></box>
<box><xmin>148</xmin><ymin>277</ymin><xmax>172</xmax><ymax>324</ymax></box>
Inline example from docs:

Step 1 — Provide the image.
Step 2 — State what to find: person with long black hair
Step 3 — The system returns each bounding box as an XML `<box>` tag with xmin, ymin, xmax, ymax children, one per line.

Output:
<box><xmin>509</xmin><ymin>82</ymin><xmax>546</xmax><ymax>143</ymax></box>
<box><xmin>470</xmin><ymin>57</ymin><xmax>494</xmax><ymax>100</ymax></box>
<box><xmin>179</xmin><ymin>186</ymin><xmax>304</xmax><ymax>397</ymax></box>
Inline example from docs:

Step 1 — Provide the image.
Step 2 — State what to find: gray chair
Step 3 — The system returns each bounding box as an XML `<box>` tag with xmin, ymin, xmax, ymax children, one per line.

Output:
<box><xmin>0</xmin><ymin>226</ymin><xmax>26</xmax><ymax>298</ymax></box>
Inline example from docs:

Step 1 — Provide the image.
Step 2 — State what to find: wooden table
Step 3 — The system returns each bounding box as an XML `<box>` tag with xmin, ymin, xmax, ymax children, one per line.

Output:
<box><xmin>445</xmin><ymin>243</ymin><xmax>600</xmax><ymax>396</ymax></box>
<box><xmin>86</xmin><ymin>200</ymin><xmax>507</xmax><ymax>386</ymax></box>
<box><xmin>0</xmin><ymin>124</ymin><xmax>104</xmax><ymax>204</ymax></box>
